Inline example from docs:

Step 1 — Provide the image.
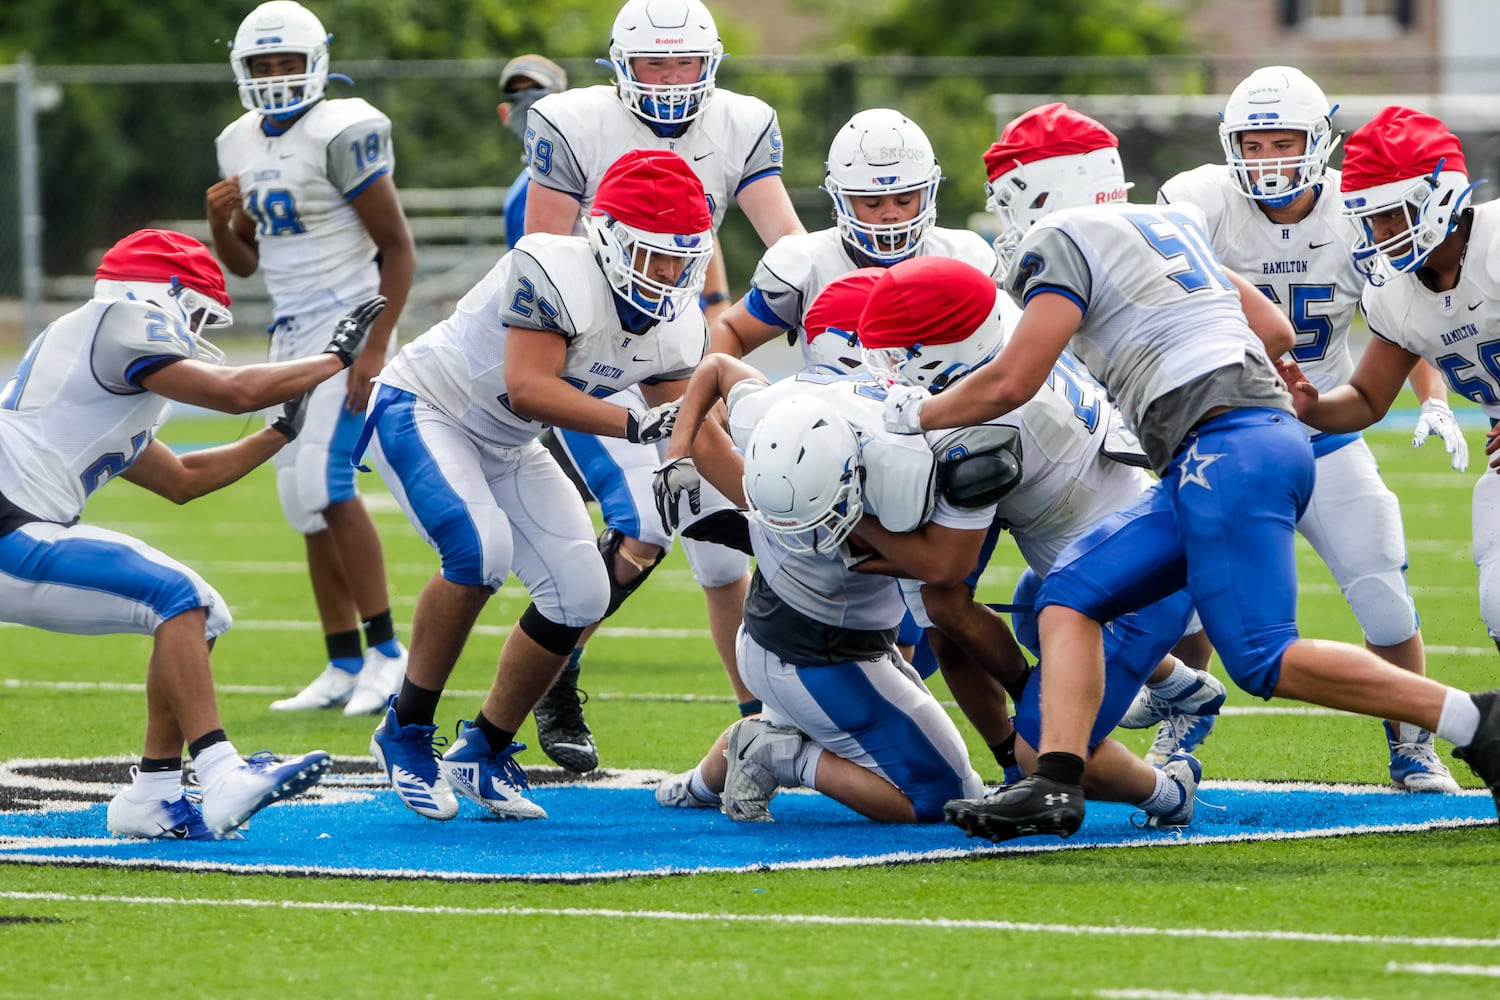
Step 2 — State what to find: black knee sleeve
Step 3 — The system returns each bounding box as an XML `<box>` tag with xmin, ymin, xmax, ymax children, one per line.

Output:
<box><xmin>598</xmin><ymin>527</ymin><xmax>664</xmax><ymax>618</ymax></box>
<box><xmin>518</xmin><ymin>603</ymin><xmax>586</xmax><ymax>656</ymax></box>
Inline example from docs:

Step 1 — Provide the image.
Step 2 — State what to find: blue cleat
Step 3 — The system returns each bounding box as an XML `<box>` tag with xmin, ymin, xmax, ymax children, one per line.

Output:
<box><xmin>371</xmin><ymin>695</ymin><xmax>458</xmax><ymax>821</ymax></box>
<box><xmin>439</xmin><ymin>721</ymin><xmax>546</xmax><ymax>819</ymax></box>
<box><xmin>198</xmin><ymin>750</ymin><xmax>331</xmax><ymax>837</ymax></box>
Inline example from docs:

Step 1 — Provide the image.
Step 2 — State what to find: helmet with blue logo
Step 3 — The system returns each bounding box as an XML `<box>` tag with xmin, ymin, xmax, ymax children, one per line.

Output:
<box><xmin>824</xmin><ymin>109</ymin><xmax>942</xmax><ymax>265</ymax></box>
<box><xmin>230</xmin><ymin>1</ymin><xmax>331</xmax><ymax>119</ymax></box>
<box><xmin>1219</xmin><ymin>66</ymin><xmax>1339</xmax><ymax>209</ymax></box>
<box><xmin>607</xmin><ymin>0</ymin><xmax>723</xmax><ymax>129</ymax></box>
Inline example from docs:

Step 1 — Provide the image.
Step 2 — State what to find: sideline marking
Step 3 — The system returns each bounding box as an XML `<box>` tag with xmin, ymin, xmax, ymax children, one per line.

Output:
<box><xmin>1100</xmin><ymin>991</ymin><xmax>1368</xmax><ymax>1000</ymax></box>
<box><xmin>2</xmin><ymin>890</ymin><xmax>1498</xmax><ymax>952</ymax></box>
<box><xmin>1386</xmin><ymin>962</ymin><xmax>1500</xmax><ymax>978</ymax></box>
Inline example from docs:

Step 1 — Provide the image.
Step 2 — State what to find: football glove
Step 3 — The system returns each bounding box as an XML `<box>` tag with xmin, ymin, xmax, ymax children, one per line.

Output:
<box><xmin>324</xmin><ymin>295</ymin><xmax>388</xmax><ymax>368</ymax></box>
<box><xmin>1412</xmin><ymin>398</ymin><xmax>1469</xmax><ymax>472</ymax></box>
<box><xmin>653</xmin><ymin>456</ymin><xmax>702</xmax><ymax>535</ymax></box>
<box><xmin>271</xmin><ymin>391</ymin><xmax>310</xmax><ymax>441</ymax></box>
<box><xmin>883</xmin><ymin>383</ymin><xmax>928</xmax><ymax>435</ymax></box>
<box><xmin>626</xmin><ymin>400</ymin><xmax>679</xmax><ymax>444</ymax></box>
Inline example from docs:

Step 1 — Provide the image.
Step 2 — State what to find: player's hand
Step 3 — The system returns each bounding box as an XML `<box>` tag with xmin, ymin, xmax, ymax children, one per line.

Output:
<box><xmin>1413</xmin><ymin>398</ymin><xmax>1469</xmax><ymax>472</ymax></box>
<box><xmin>271</xmin><ymin>391</ymin><xmax>310</xmax><ymax>441</ymax></box>
<box><xmin>883</xmin><ymin>384</ymin><xmax>928</xmax><ymax>435</ymax></box>
<box><xmin>1274</xmin><ymin>357</ymin><xmax>1318</xmax><ymax>420</ymax></box>
<box><xmin>626</xmin><ymin>400</ymin><xmax>679</xmax><ymax>444</ymax></box>
<box><xmin>344</xmin><ymin>351</ymin><xmax>382</xmax><ymax>413</ymax></box>
<box><xmin>324</xmin><ymin>295</ymin><xmax>387</xmax><ymax>369</ymax></box>
<box><xmin>653</xmin><ymin>456</ymin><xmax>702</xmax><ymax>535</ymax></box>
<box><xmin>1486</xmin><ymin>423</ymin><xmax>1500</xmax><ymax>473</ymax></box>
<box><xmin>205</xmin><ymin>177</ymin><xmax>243</xmax><ymax>228</ymax></box>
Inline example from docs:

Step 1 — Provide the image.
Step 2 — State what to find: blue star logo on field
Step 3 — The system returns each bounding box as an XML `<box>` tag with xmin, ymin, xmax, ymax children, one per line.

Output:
<box><xmin>1177</xmin><ymin>440</ymin><xmax>1225</xmax><ymax>492</ymax></box>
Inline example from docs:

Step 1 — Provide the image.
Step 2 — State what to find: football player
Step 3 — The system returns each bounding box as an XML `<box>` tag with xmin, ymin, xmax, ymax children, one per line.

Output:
<box><xmin>208</xmin><ymin>1</ymin><xmax>415</xmax><ymax>717</ymax></box>
<box><xmin>363</xmin><ymin>150</ymin><xmax>738</xmax><ymax>822</ymax></box>
<box><xmin>1286</xmin><ymin>106</ymin><xmax>1500</xmax><ymax>662</ymax></box>
<box><xmin>0</xmin><ymin>229</ymin><xmax>383</xmax><ymax>839</ymax></box>
<box><xmin>515</xmin><ymin>0</ymin><xmax>805</xmax><ymax>773</ymax></box>
<box><xmin>495</xmin><ymin>53</ymin><xmax>569</xmax><ymax>250</ymax></box>
<box><xmin>880</xmin><ymin>103</ymin><xmax>1500</xmax><ymax>841</ymax></box>
<box><xmin>1156</xmin><ymin>66</ymin><xmax>1458</xmax><ymax>791</ymax></box>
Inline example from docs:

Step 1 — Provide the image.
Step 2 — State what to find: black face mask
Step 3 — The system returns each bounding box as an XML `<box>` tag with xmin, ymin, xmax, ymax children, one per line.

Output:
<box><xmin>505</xmin><ymin>86</ymin><xmax>551</xmax><ymax>146</ymax></box>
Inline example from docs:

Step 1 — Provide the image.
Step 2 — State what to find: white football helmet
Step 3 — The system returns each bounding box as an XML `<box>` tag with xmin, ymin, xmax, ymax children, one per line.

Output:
<box><xmin>587</xmin><ymin>215</ymin><xmax>714</xmax><ymax>321</ymax></box>
<box><xmin>1343</xmin><ymin>167</ymin><xmax>1478</xmax><ymax>280</ymax></box>
<box><xmin>862</xmin><ymin>311</ymin><xmax>1006</xmax><ymax>393</ymax></box>
<box><xmin>606</xmin><ymin>0</ymin><xmax>724</xmax><ymax>129</ymax></box>
<box><xmin>1220</xmin><ymin>66</ymin><xmax>1340</xmax><ymax>209</ymax></box>
<box><xmin>231</xmin><ymin>1</ymin><xmax>330</xmax><ymax>118</ymax></box>
<box><xmin>824</xmin><ymin>109</ymin><xmax>942</xmax><ymax>265</ymax></box>
<box><xmin>94</xmin><ymin>230</ymin><xmax>234</xmax><ymax>363</ymax></box>
<box><xmin>985</xmin><ymin>147</ymin><xmax>1131</xmax><ymax>266</ymax></box>
<box><xmin>742</xmin><ymin>395</ymin><xmax>864</xmax><ymax>555</ymax></box>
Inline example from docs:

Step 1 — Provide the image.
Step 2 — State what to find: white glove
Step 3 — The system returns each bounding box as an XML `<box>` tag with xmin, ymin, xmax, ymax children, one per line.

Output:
<box><xmin>1412</xmin><ymin>398</ymin><xmax>1469</xmax><ymax>472</ymax></box>
<box><xmin>653</xmin><ymin>457</ymin><xmax>701</xmax><ymax>535</ymax></box>
<box><xmin>882</xmin><ymin>384</ymin><xmax>929</xmax><ymax>435</ymax></box>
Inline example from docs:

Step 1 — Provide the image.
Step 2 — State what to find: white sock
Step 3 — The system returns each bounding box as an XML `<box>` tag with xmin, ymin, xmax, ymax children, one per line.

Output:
<box><xmin>686</xmin><ymin>767</ymin><xmax>720</xmax><ymax>805</ymax></box>
<box><xmin>794</xmin><ymin>744</ymin><xmax>822</xmax><ymax>790</ymax></box>
<box><xmin>1138</xmin><ymin>767</ymin><xmax>1183</xmax><ymax>816</ymax></box>
<box><xmin>191</xmin><ymin>740</ymin><xmax>242</xmax><ymax>789</ymax></box>
<box><xmin>127</xmin><ymin>768</ymin><xmax>182</xmax><ymax>802</ymax></box>
<box><xmin>1148</xmin><ymin>658</ymin><xmax>1198</xmax><ymax>698</ymax></box>
<box><xmin>1436</xmin><ymin>688</ymin><xmax>1481</xmax><ymax>747</ymax></box>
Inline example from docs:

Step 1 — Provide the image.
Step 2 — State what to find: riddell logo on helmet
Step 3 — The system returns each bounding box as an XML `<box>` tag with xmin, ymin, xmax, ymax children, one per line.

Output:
<box><xmin>1097</xmin><ymin>188</ymin><xmax>1130</xmax><ymax>204</ymax></box>
<box><xmin>654</xmin><ymin>36</ymin><xmax>685</xmax><ymax>45</ymax></box>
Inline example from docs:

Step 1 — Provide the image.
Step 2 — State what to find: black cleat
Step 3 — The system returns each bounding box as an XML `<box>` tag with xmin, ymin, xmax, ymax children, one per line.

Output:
<box><xmin>533</xmin><ymin>670</ymin><xmax>599</xmax><ymax>773</ymax></box>
<box><xmin>944</xmin><ymin>774</ymin><xmax>1085</xmax><ymax>843</ymax></box>
<box><xmin>1453</xmin><ymin>689</ymin><xmax>1500</xmax><ymax>815</ymax></box>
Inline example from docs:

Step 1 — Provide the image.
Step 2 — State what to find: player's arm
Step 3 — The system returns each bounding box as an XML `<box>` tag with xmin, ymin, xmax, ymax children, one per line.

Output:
<box><xmin>120</xmin><ymin>432</ymin><xmax>289</xmax><ymax>505</ymax></box>
<box><xmin>709</xmin><ymin>296</ymin><xmax>788</xmax><ymax>358</ymax></box>
<box><xmin>642</xmin><ymin>377</ymin><xmax>744</xmax><ymax>508</ymax></box>
<box><xmin>139</xmin><ymin>354</ymin><xmax>343</xmax><ymax>414</ymax></box>
<box><xmin>1408</xmin><ymin>358</ymin><xmax>1447</xmax><ymax>404</ymax></box>
<box><xmin>347</xmin><ymin>174</ymin><xmax>416</xmax><ymax>411</ymax></box>
<box><xmin>702</xmin><ymin>235</ymin><xmax>732</xmax><ymax>325</ymax></box>
<box><xmin>205</xmin><ymin>176</ymin><xmax>259</xmax><ymax>277</ymax></box>
<box><xmin>502</xmin><ymin>327</ymin><xmax>657</xmax><ymax>440</ymax></box>
<box><xmin>735</xmin><ymin>175</ymin><xmax>805</xmax><ymax>246</ymax></box>
<box><xmin>663</xmin><ymin>353</ymin><xmax>766</xmax><ymax>463</ymax></box>
<box><xmin>1285</xmin><ymin>335</ymin><xmax>1418</xmax><ymax>432</ymax></box>
<box><xmin>523</xmin><ymin>179</ymin><xmax>583</xmax><ymax>235</ymax></box>
<box><xmin>1227</xmin><ymin>268</ymin><xmax>1295</xmax><ymax>358</ymax></box>
<box><xmin>849</xmin><ymin>516</ymin><xmax>987</xmax><ymax>588</ymax></box>
<box><xmin>917</xmin><ymin>293</ymin><xmax>1078</xmax><ymax>432</ymax></box>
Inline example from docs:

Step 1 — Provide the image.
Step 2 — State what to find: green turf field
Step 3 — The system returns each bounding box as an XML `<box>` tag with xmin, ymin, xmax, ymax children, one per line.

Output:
<box><xmin>2</xmin><ymin>412</ymin><xmax>1498</xmax><ymax>999</ymax></box>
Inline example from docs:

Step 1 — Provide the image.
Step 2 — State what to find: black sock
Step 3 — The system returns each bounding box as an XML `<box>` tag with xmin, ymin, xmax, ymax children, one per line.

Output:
<box><xmin>187</xmin><ymin>729</ymin><xmax>227</xmax><ymax>759</ymax></box>
<box><xmin>325</xmin><ymin>629</ymin><xmax>362</xmax><ymax>662</ymax></box>
<box><xmin>989</xmin><ymin>732</ymin><xmax>1018</xmax><ymax>770</ymax></box>
<box><xmin>139</xmin><ymin>756</ymin><xmax>181</xmax><ymax>773</ymax></box>
<box><xmin>362</xmin><ymin>610</ymin><xmax>396</xmax><ymax>649</ymax></box>
<box><xmin>1032</xmin><ymin>751</ymin><xmax>1085</xmax><ymax>787</ymax></box>
<box><xmin>474</xmin><ymin>711</ymin><xmax>516</xmax><ymax>752</ymax></box>
<box><xmin>394</xmin><ymin>677</ymin><xmax>443</xmax><ymax>728</ymax></box>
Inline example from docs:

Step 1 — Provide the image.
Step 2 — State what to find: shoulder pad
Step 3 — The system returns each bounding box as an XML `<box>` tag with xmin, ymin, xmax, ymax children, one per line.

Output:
<box><xmin>1101</xmin><ymin>409</ymin><xmax>1152</xmax><ymax>468</ymax></box>
<box><xmin>929</xmin><ymin>424</ymin><xmax>1024</xmax><ymax>508</ymax></box>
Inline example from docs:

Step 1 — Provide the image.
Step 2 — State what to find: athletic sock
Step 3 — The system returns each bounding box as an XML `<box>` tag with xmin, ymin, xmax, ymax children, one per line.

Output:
<box><xmin>395</xmin><ymin>677</ymin><xmax>443</xmax><ymax>728</ymax></box>
<box><xmin>326</xmin><ymin>629</ymin><xmax>363</xmax><ymax>674</ymax></box>
<box><xmin>1436</xmin><ymin>688</ymin><xmax>1482</xmax><ymax>746</ymax></box>
<box><xmin>474</xmin><ymin>712</ymin><xmax>516</xmax><ymax>752</ymax></box>
<box><xmin>1138</xmin><ymin>766</ymin><xmax>1184</xmax><ymax>816</ymax></box>
<box><xmin>1147</xmin><ymin>658</ymin><xmax>1198</xmax><ymax>698</ymax></box>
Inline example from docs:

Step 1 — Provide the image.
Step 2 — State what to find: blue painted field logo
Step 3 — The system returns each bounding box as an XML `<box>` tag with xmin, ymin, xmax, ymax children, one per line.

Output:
<box><xmin>0</xmin><ymin>757</ymin><xmax>1493</xmax><ymax>882</ymax></box>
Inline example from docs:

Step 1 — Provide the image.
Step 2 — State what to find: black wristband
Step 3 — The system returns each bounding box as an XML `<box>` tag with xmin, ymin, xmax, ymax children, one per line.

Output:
<box><xmin>701</xmin><ymin>291</ymin><xmax>730</xmax><ymax>307</ymax></box>
<box><xmin>271</xmin><ymin>417</ymin><xmax>298</xmax><ymax>442</ymax></box>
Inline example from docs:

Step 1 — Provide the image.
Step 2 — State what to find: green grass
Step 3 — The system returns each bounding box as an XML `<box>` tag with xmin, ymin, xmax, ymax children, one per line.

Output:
<box><xmin>3</xmin><ymin>413</ymin><xmax>1499</xmax><ymax>1000</ymax></box>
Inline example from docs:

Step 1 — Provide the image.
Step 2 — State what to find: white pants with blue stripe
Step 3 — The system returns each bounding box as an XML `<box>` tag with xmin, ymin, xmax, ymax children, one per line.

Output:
<box><xmin>736</xmin><ymin>627</ymin><xmax>984</xmax><ymax>821</ymax></box>
<box><xmin>0</xmin><ymin>521</ymin><xmax>231</xmax><ymax>639</ymax></box>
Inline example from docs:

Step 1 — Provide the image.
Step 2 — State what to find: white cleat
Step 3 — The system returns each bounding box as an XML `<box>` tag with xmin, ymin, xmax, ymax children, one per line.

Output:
<box><xmin>344</xmin><ymin>644</ymin><xmax>408</xmax><ymax>717</ymax></box>
<box><xmin>270</xmin><ymin>665</ymin><xmax>358</xmax><ymax>711</ymax></box>
<box><xmin>198</xmin><ymin>751</ymin><xmax>332</xmax><ymax>837</ymax></box>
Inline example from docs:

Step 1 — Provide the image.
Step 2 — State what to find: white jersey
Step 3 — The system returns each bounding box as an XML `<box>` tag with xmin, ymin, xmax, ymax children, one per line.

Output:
<box><xmin>0</xmin><ymin>299</ymin><xmax>202</xmax><ymax>523</ymax></box>
<box><xmin>747</xmin><ymin>226</ymin><xmax>1003</xmax><ymax>364</ymax></box>
<box><xmin>215</xmin><ymin>98</ymin><xmax>391</xmax><ymax>318</ymax></box>
<box><xmin>1362</xmin><ymin>201</ymin><xmax>1500</xmax><ymax>422</ymax></box>
<box><xmin>377</xmin><ymin>234</ymin><xmax>706</xmax><ymax>448</ymax></box>
<box><xmin>525</xmin><ymin>85</ymin><xmax>783</xmax><ymax>232</ymax></box>
<box><xmin>1159</xmin><ymin>165</ymin><xmax>1365</xmax><ymax>418</ymax></box>
<box><xmin>726</xmin><ymin>372</ymin><xmax>987</xmax><ymax>631</ymax></box>
<box><xmin>1006</xmin><ymin>202</ymin><xmax>1291</xmax><ymax>469</ymax></box>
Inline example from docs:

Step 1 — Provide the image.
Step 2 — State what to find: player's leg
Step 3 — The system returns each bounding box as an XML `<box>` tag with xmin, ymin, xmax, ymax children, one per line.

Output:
<box><xmin>1299</xmin><ymin>439</ymin><xmax>1454</xmax><ymax>790</ymax></box>
<box><xmin>1472</xmin><ymin>470</ymin><xmax>1500</xmax><ymax>656</ymax></box>
<box><xmin>683</xmin><ymin>533</ymin><xmax>756</xmax><ymax>709</ymax></box>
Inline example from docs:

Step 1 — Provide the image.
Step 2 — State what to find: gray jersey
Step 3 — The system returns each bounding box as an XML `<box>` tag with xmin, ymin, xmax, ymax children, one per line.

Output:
<box><xmin>1004</xmin><ymin>202</ymin><xmax>1292</xmax><ymax>470</ymax></box>
<box><xmin>0</xmin><ymin>299</ymin><xmax>200</xmax><ymax>522</ymax></box>
<box><xmin>747</xmin><ymin>226</ymin><xmax>1001</xmax><ymax>363</ymax></box>
<box><xmin>1362</xmin><ymin>202</ymin><xmax>1500</xmax><ymax>422</ymax></box>
<box><xmin>526</xmin><ymin>85</ymin><xmax>783</xmax><ymax>233</ymax></box>
<box><xmin>377</xmin><ymin>234</ymin><xmax>706</xmax><ymax>448</ymax></box>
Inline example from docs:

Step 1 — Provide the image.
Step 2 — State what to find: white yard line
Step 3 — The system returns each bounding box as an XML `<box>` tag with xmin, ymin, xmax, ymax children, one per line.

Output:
<box><xmin>2</xmin><ymin>890</ymin><xmax>1499</xmax><ymax>952</ymax></box>
<box><xmin>1099</xmin><ymin>991</ymin><xmax>1368</xmax><ymax>1000</ymax></box>
<box><xmin>1386</xmin><ymin>962</ymin><xmax>1500</xmax><ymax>978</ymax></box>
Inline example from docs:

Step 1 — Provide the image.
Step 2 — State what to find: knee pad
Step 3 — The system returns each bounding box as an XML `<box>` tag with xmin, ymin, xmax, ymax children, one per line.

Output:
<box><xmin>276</xmin><ymin>464</ymin><xmax>328</xmax><ymax>535</ymax></box>
<box><xmin>1344</xmin><ymin>573</ymin><xmax>1419</xmax><ymax>647</ymax></box>
<box><xmin>683</xmin><ymin>533</ymin><xmax>750</xmax><ymax>588</ymax></box>
<box><xmin>518</xmin><ymin>603</ymin><xmax>586</xmax><ymax>656</ymax></box>
<box><xmin>599</xmin><ymin>527</ymin><xmax>664</xmax><ymax>618</ymax></box>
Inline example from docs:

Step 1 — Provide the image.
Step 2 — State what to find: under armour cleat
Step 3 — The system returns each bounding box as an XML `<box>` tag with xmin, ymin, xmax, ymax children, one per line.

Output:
<box><xmin>198</xmin><ymin>750</ymin><xmax>331</xmax><ymax>837</ymax></box>
<box><xmin>944</xmin><ymin>773</ymin><xmax>1085</xmax><ymax>843</ymax></box>
<box><xmin>533</xmin><ymin>670</ymin><xmax>599</xmax><ymax>773</ymax></box>
<box><xmin>1385</xmin><ymin>721</ymin><xmax>1461</xmax><ymax>793</ymax></box>
<box><xmin>370</xmin><ymin>696</ymin><xmax>458</xmax><ymax>820</ymax></box>
<box><xmin>439</xmin><ymin>722</ymin><xmax>547</xmax><ymax>820</ymax></box>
